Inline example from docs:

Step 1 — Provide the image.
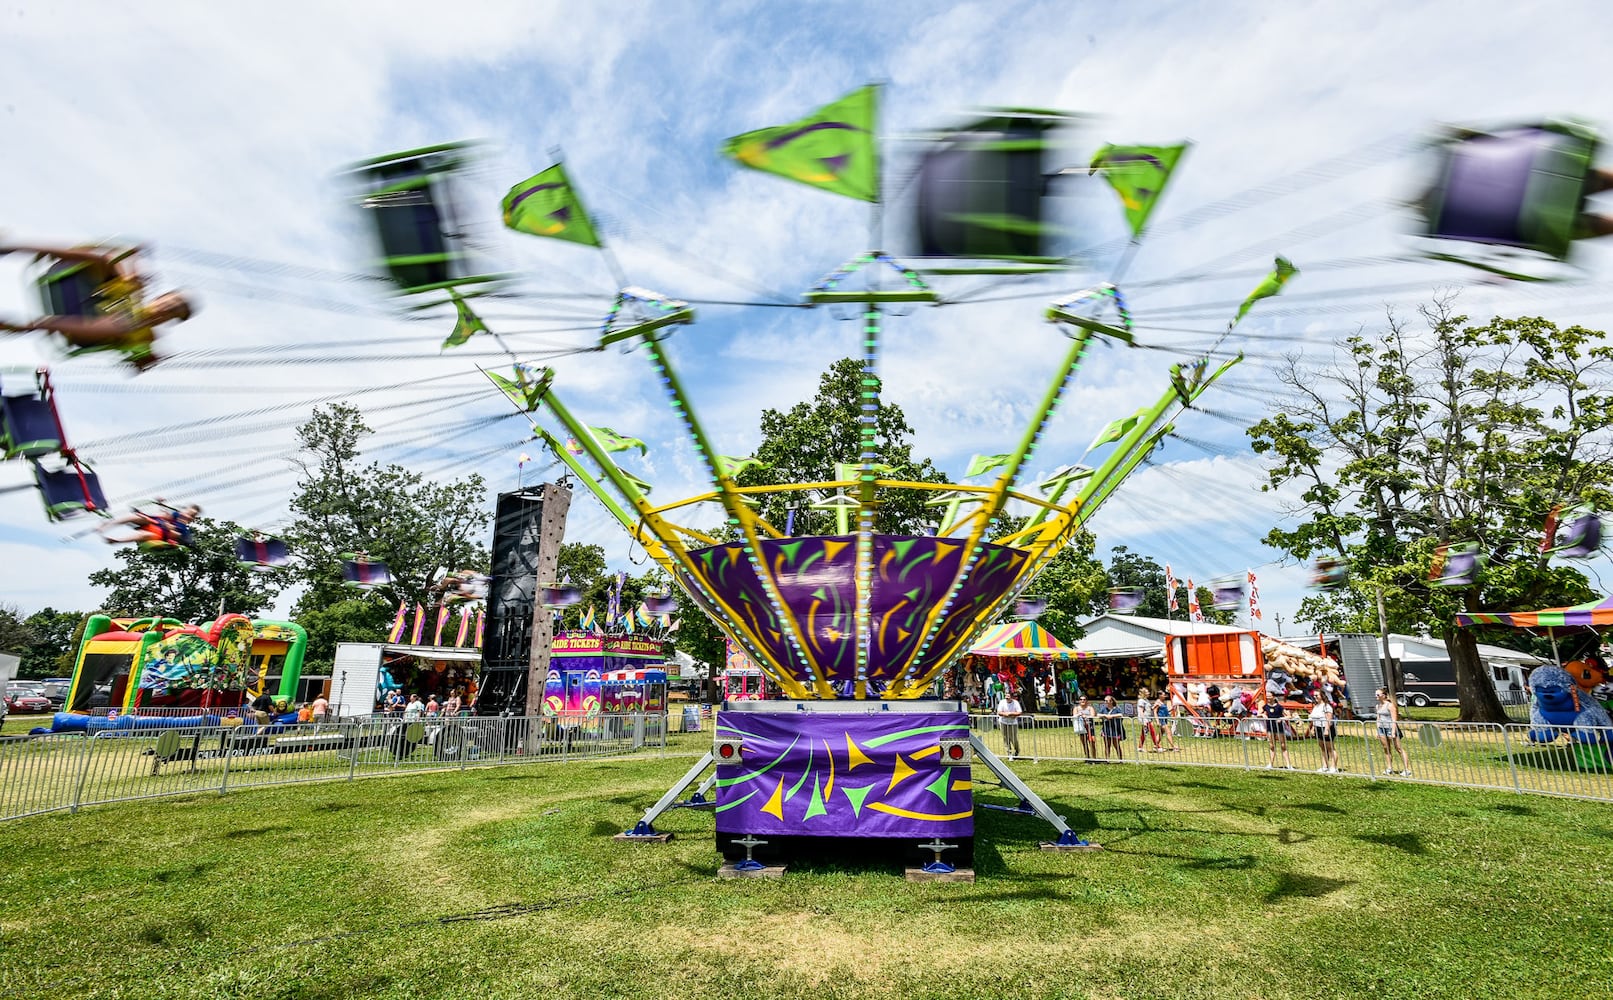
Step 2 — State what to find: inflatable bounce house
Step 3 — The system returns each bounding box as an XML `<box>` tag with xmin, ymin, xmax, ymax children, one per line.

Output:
<box><xmin>49</xmin><ymin>614</ymin><xmax>307</xmax><ymax>732</ymax></box>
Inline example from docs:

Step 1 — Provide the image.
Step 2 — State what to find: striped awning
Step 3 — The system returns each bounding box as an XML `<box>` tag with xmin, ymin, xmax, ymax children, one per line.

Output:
<box><xmin>1456</xmin><ymin>594</ymin><xmax>1613</xmax><ymax>629</ymax></box>
<box><xmin>967</xmin><ymin>621</ymin><xmax>1089</xmax><ymax>660</ymax></box>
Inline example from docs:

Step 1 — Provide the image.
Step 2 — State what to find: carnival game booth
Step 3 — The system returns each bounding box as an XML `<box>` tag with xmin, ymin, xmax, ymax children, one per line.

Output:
<box><xmin>61</xmin><ymin>614</ymin><xmax>307</xmax><ymax>717</ymax></box>
<box><xmin>960</xmin><ymin>621</ymin><xmax>1089</xmax><ymax>712</ymax></box>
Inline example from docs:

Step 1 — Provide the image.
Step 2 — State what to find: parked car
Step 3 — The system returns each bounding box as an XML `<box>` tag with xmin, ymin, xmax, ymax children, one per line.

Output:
<box><xmin>4</xmin><ymin>686</ymin><xmax>52</xmax><ymax>714</ymax></box>
<box><xmin>38</xmin><ymin>682</ymin><xmax>69</xmax><ymax>710</ymax></box>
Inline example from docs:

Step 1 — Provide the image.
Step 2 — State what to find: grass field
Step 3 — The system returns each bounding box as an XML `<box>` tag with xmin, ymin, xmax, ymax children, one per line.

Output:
<box><xmin>2</xmin><ymin>753</ymin><xmax>1610</xmax><ymax>1000</ymax></box>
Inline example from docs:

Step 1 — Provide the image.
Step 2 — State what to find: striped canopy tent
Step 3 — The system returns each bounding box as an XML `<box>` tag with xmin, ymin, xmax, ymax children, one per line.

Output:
<box><xmin>1456</xmin><ymin>595</ymin><xmax>1613</xmax><ymax>629</ymax></box>
<box><xmin>967</xmin><ymin>621</ymin><xmax>1090</xmax><ymax>660</ymax></box>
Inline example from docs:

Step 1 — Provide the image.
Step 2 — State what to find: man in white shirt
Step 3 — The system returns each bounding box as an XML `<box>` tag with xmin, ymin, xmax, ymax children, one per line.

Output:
<box><xmin>403</xmin><ymin>694</ymin><xmax>425</xmax><ymax>721</ymax></box>
<box><xmin>996</xmin><ymin>692</ymin><xmax>1023</xmax><ymax>757</ymax></box>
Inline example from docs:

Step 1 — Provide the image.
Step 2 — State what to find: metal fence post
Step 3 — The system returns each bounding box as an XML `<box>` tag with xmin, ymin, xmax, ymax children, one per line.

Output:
<box><xmin>1239</xmin><ymin>726</ymin><xmax>1250</xmax><ymax>770</ymax></box>
<box><xmin>218</xmin><ymin>729</ymin><xmax>233</xmax><ymax>796</ymax></box>
<box><xmin>1501</xmin><ymin>723</ymin><xmax>1522</xmax><ymax>794</ymax></box>
<box><xmin>1029</xmin><ymin>719</ymin><xmax>1039</xmax><ymax>762</ymax></box>
<box><xmin>348</xmin><ymin>721</ymin><xmax>360</xmax><ymax>782</ymax></box>
<box><xmin>71</xmin><ymin>733</ymin><xmax>93</xmax><ymax>814</ymax></box>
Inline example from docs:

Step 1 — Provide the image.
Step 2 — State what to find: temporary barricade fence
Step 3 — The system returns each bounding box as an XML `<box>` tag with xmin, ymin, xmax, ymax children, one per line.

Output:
<box><xmin>970</xmin><ymin>713</ymin><xmax>1613</xmax><ymax>803</ymax></box>
<box><xmin>0</xmin><ymin>710</ymin><xmax>669</xmax><ymax>823</ymax></box>
<box><xmin>7</xmin><ymin>710</ymin><xmax>1611</xmax><ymax>825</ymax></box>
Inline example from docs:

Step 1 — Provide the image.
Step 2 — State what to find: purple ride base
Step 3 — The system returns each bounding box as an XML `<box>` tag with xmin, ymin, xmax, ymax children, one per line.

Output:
<box><xmin>714</xmin><ymin>700</ymin><xmax>973</xmax><ymax>866</ymax></box>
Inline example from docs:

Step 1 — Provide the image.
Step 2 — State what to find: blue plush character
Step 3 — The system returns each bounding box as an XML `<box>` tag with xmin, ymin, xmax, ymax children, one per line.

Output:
<box><xmin>1527</xmin><ymin>664</ymin><xmax>1613</xmax><ymax>749</ymax></box>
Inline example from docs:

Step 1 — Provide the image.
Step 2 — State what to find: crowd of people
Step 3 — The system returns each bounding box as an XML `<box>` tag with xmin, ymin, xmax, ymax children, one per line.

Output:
<box><xmin>381</xmin><ymin>690</ymin><xmax>470</xmax><ymax>719</ymax></box>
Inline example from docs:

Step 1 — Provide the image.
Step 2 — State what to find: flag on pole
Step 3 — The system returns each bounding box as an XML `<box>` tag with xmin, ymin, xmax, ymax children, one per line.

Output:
<box><xmin>1165</xmin><ymin>563</ymin><xmax>1179</xmax><ymax>613</ymax></box>
<box><xmin>410</xmin><ymin>603</ymin><xmax>426</xmax><ymax>644</ymax></box>
<box><xmin>443</xmin><ymin>290</ymin><xmax>490</xmax><ymax>348</ymax></box>
<box><xmin>501</xmin><ymin>162</ymin><xmax>602</xmax><ymax>246</ymax></box>
<box><xmin>607</xmin><ymin>571</ymin><xmax>625</xmax><ymax>628</ymax></box>
<box><xmin>1230</xmin><ymin>256</ymin><xmax>1299</xmax><ymax>329</ymax></box>
<box><xmin>1187</xmin><ymin>578</ymin><xmax>1204</xmax><ymax>623</ymax></box>
<box><xmin>473</xmin><ymin>609</ymin><xmax>484</xmax><ymax>648</ymax></box>
<box><xmin>455</xmin><ymin>606</ymin><xmax>471</xmax><ymax>647</ymax></box>
<box><xmin>965</xmin><ymin>453</ymin><xmax>1012</xmax><ymax>477</ymax></box>
<box><xmin>387</xmin><ymin>601</ymin><xmax>407</xmax><ymax>643</ymax></box>
<box><xmin>580</xmin><ymin>604</ymin><xmax>597</xmax><ymax>632</ymax></box>
<box><xmin>1086</xmin><ymin>410</ymin><xmax>1144</xmax><ymax>452</ymax></box>
<box><xmin>722</xmin><ymin>84</ymin><xmax>880</xmax><ymax>202</ymax></box>
<box><xmin>589</xmin><ymin>426</ymin><xmax>648</xmax><ymax>456</ymax></box>
<box><xmin>1089</xmin><ymin>142</ymin><xmax>1189</xmax><ymax>238</ymax></box>
<box><xmin>1247</xmin><ymin>569</ymin><xmax>1262</xmax><ymax>622</ymax></box>
<box><xmin>433</xmin><ymin>604</ymin><xmax>451</xmax><ymax>646</ymax></box>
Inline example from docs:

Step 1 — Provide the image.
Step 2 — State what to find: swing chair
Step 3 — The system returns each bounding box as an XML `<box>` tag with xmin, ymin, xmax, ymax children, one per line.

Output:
<box><xmin>0</xmin><ymin>374</ymin><xmax>64</xmax><ymax>459</ymax></box>
<box><xmin>1418</xmin><ymin>120</ymin><xmax>1601</xmax><ymax>278</ymax></box>
<box><xmin>35</xmin><ymin>252</ymin><xmax>122</xmax><ymax>318</ymax></box>
<box><xmin>235</xmin><ymin>533</ymin><xmax>291</xmax><ymax>569</ymax></box>
<box><xmin>340</xmin><ymin>553</ymin><xmax>393</xmax><ymax>589</ymax></box>
<box><xmin>32</xmin><ymin>458</ymin><xmax>107</xmax><ymax>521</ymax></box>
<box><xmin>1</xmin><ymin>369</ymin><xmax>106</xmax><ymax>520</ymax></box>
<box><xmin>1429</xmin><ymin>542</ymin><xmax>1484</xmax><ymax>588</ymax></box>
<box><xmin>644</xmin><ymin>591</ymin><xmax>679</xmax><ymax>616</ymax></box>
<box><xmin>346</xmin><ymin>142</ymin><xmax>504</xmax><ymax>299</ymax></box>
<box><xmin>1542</xmin><ymin>506</ymin><xmax>1604</xmax><ymax>560</ymax></box>
<box><xmin>1108</xmin><ymin>587</ymin><xmax>1145</xmax><ymax>614</ymax></box>
<box><xmin>1311</xmin><ymin>557</ymin><xmax>1349</xmax><ymax>591</ymax></box>
<box><xmin>1012</xmin><ymin>596</ymin><xmax>1048</xmax><ymax>620</ymax></box>
<box><xmin>1209</xmin><ymin>575</ymin><xmax>1245</xmax><ymax>611</ymax></box>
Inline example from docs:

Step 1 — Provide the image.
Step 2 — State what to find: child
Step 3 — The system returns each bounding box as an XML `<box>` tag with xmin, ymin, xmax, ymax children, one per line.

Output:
<box><xmin>1263</xmin><ymin>698</ymin><xmax>1295</xmax><ymax>769</ymax></box>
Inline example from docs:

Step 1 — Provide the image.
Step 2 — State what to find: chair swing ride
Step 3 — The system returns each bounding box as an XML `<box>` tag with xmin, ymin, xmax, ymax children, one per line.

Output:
<box><xmin>7</xmin><ymin>87</ymin><xmax>1613</xmax><ymax>868</ymax></box>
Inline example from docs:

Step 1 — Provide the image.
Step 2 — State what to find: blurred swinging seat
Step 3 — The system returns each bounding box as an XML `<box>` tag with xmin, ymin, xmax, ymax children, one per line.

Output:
<box><xmin>32</xmin><ymin>458</ymin><xmax>107</xmax><ymax>520</ymax></box>
<box><xmin>0</xmin><ymin>380</ymin><xmax>63</xmax><ymax>458</ymax></box>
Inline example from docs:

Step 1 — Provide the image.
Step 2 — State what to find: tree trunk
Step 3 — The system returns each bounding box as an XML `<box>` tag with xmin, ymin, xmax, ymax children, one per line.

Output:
<box><xmin>1446</xmin><ymin>626</ymin><xmax>1509</xmax><ymax>723</ymax></box>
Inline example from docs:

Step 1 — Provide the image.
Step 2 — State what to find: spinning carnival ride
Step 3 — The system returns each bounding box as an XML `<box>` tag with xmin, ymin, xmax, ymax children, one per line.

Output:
<box><xmin>428</xmin><ymin>94</ymin><xmax>1267</xmax><ymax>865</ymax></box>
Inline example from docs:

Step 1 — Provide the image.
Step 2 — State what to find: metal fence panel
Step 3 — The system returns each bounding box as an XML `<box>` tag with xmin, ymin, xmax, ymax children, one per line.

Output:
<box><xmin>0</xmin><ymin>732</ymin><xmax>87</xmax><ymax>821</ymax></box>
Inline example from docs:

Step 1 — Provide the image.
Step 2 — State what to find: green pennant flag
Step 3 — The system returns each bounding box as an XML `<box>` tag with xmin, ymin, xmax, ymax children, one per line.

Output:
<box><xmin>483</xmin><ymin>365</ymin><xmax>552</xmax><ymax>412</ymax></box>
<box><xmin>1086</xmin><ymin>409</ymin><xmax>1145</xmax><ymax>451</ymax></box>
<box><xmin>589</xmin><ymin>426</ymin><xmax>648</xmax><ymax>456</ymax></box>
<box><xmin>716</xmin><ymin>455</ymin><xmax>765</xmax><ymax>479</ymax></box>
<box><xmin>965</xmin><ymin>453</ymin><xmax>1012</xmax><ymax>478</ymax></box>
<box><xmin>1090</xmin><ymin>142</ymin><xmax>1188</xmax><ymax>238</ymax></box>
<box><xmin>722</xmin><ymin>85</ymin><xmax>879</xmax><ymax>202</ymax></box>
<box><xmin>502</xmin><ymin>163</ymin><xmax>602</xmax><ymax>247</ymax></box>
<box><xmin>444</xmin><ymin>291</ymin><xmax>489</xmax><ymax>349</ymax></box>
<box><xmin>620</xmin><ymin>470</ymin><xmax>653</xmax><ymax>495</ymax></box>
<box><xmin>1231</xmin><ymin>256</ymin><xmax>1299</xmax><ymax>328</ymax></box>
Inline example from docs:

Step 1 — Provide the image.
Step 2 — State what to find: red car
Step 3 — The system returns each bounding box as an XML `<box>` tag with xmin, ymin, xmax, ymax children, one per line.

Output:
<box><xmin>4</xmin><ymin>686</ymin><xmax>52</xmax><ymax>714</ymax></box>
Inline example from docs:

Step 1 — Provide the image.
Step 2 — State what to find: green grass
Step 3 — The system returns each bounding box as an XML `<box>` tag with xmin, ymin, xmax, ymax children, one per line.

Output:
<box><xmin>2</xmin><ymin>755</ymin><xmax>1610</xmax><ymax>999</ymax></box>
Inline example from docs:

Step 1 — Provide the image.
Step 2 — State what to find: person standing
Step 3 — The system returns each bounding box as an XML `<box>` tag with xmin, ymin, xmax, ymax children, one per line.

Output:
<box><xmin>1136</xmin><ymin>688</ymin><xmax>1159</xmax><ymax>753</ymax></box>
<box><xmin>444</xmin><ymin>691</ymin><xmax>462</xmax><ymax>717</ymax></box>
<box><xmin>1099</xmin><ymin>695</ymin><xmax>1126</xmax><ymax>761</ymax></box>
<box><xmin>996</xmin><ymin>690</ymin><xmax>1023</xmax><ymax>758</ymax></box>
<box><xmin>1310</xmin><ymin>698</ymin><xmax>1340</xmax><ymax>773</ymax></box>
<box><xmin>1073</xmin><ymin>696</ymin><xmax>1098</xmax><ymax>761</ymax></box>
<box><xmin>1155</xmin><ymin>688</ymin><xmax>1180</xmax><ymax>752</ymax></box>
<box><xmin>250</xmin><ymin>691</ymin><xmax>274</xmax><ymax>727</ymax></box>
<box><xmin>1375</xmin><ymin>688</ymin><xmax>1411</xmax><ymax>776</ymax></box>
<box><xmin>1263</xmin><ymin>697</ymin><xmax>1295</xmax><ymax>769</ymax></box>
<box><xmin>403</xmin><ymin>694</ymin><xmax>425</xmax><ymax>722</ymax></box>
<box><xmin>311</xmin><ymin>693</ymin><xmax>330</xmax><ymax>725</ymax></box>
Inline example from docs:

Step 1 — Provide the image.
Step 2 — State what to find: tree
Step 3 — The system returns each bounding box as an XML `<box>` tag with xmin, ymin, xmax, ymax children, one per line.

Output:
<box><xmin>286</xmin><ymin>405</ymin><xmax>491</xmax><ymax>626</ymax></box>
<box><xmin>19</xmin><ymin>608</ymin><xmax>87</xmax><ymax>678</ymax></box>
<box><xmin>1249</xmin><ymin>302</ymin><xmax>1613</xmax><ymax>722</ymax></box>
<box><xmin>1090</xmin><ymin>547</ymin><xmax>1235</xmax><ymax>626</ymax></box>
<box><xmin>739</xmin><ymin>358</ymin><xmax>949</xmax><ymax>534</ymax></box>
<box><xmin>0</xmin><ymin>603</ymin><xmax>37</xmax><ymax>658</ymax></box>
<box><xmin>88</xmin><ymin>517</ymin><xmax>280</xmax><ymax>623</ymax></box>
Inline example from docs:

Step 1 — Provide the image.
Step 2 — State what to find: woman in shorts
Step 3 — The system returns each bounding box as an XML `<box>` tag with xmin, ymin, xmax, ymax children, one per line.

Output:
<box><xmin>1263</xmin><ymin>698</ymin><xmax>1295</xmax><ymax>769</ymax></box>
<box><xmin>1073</xmin><ymin>696</ymin><xmax>1098</xmax><ymax>761</ymax></box>
<box><xmin>1310</xmin><ymin>698</ymin><xmax>1340</xmax><ymax>773</ymax></box>
<box><xmin>1098</xmin><ymin>695</ymin><xmax>1126</xmax><ymax>761</ymax></box>
<box><xmin>1375</xmin><ymin>688</ymin><xmax>1411</xmax><ymax>776</ymax></box>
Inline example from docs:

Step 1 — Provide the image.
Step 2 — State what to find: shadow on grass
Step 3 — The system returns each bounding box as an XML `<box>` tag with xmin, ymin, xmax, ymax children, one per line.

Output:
<box><xmin>152</xmin><ymin>860</ymin><xmax>217</xmax><ymax>883</ymax></box>
<box><xmin>1173</xmin><ymin>780</ymin><xmax>1232</xmax><ymax>790</ymax></box>
<box><xmin>223</xmin><ymin>824</ymin><xmax>291</xmax><ymax>839</ymax></box>
<box><xmin>1489</xmin><ymin>803</ymin><xmax>1535</xmax><ymax>816</ymax></box>
<box><xmin>1285</xmin><ymin>802</ymin><xmax>1346</xmax><ymax>814</ymax></box>
<box><xmin>1354</xmin><ymin>832</ymin><xmax>1428</xmax><ymax>855</ymax></box>
<box><xmin>1264</xmin><ymin>871</ymin><xmax>1352</xmax><ymax>903</ymax></box>
<box><xmin>1511</xmin><ymin>747</ymin><xmax>1613</xmax><ymax>774</ymax></box>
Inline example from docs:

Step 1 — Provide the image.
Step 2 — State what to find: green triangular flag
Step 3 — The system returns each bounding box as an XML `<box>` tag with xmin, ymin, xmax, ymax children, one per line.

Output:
<box><xmin>715</xmin><ymin>455</ymin><xmax>764</xmax><ymax>479</ymax></box>
<box><xmin>1090</xmin><ymin>143</ymin><xmax>1188</xmax><ymax>238</ymax></box>
<box><xmin>502</xmin><ymin>162</ymin><xmax>601</xmax><ymax>247</ymax></box>
<box><xmin>1231</xmin><ymin>256</ymin><xmax>1299</xmax><ymax>328</ymax></box>
<box><xmin>444</xmin><ymin>291</ymin><xmax>488</xmax><ymax>349</ymax></box>
<box><xmin>589</xmin><ymin>426</ymin><xmax>647</xmax><ymax>456</ymax></box>
<box><xmin>965</xmin><ymin>453</ymin><xmax>1011</xmax><ymax>478</ymax></box>
<box><xmin>722</xmin><ymin>85</ymin><xmax>879</xmax><ymax>202</ymax></box>
<box><xmin>483</xmin><ymin>365</ymin><xmax>551</xmax><ymax>412</ymax></box>
<box><xmin>620</xmin><ymin>470</ymin><xmax>653</xmax><ymax>495</ymax></box>
<box><xmin>1086</xmin><ymin>409</ymin><xmax>1145</xmax><ymax>451</ymax></box>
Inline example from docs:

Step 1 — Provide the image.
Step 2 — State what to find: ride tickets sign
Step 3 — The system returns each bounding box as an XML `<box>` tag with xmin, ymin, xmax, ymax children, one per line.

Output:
<box><xmin>552</xmin><ymin>634</ymin><xmax>665</xmax><ymax>657</ymax></box>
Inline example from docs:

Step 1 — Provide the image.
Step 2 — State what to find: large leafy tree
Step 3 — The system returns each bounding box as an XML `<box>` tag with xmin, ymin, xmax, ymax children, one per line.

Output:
<box><xmin>1249</xmin><ymin>302</ymin><xmax>1612</xmax><ymax>722</ymax></box>
<box><xmin>0</xmin><ymin>603</ymin><xmax>36</xmax><ymax>659</ymax></box>
<box><xmin>737</xmin><ymin>357</ymin><xmax>949</xmax><ymax>533</ymax></box>
<box><xmin>19</xmin><ymin>607</ymin><xmax>88</xmax><ymax>678</ymax></box>
<box><xmin>88</xmin><ymin>517</ymin><xmax>280</xmax><ymax>623</ymax></box>
<box><xmin>286</xmin><ymin>405</ymin><xmax>491</xmax><ymax>643</ymax></box>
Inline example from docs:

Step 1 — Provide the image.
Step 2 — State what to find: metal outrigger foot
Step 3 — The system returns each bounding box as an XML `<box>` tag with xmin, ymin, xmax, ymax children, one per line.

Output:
<box><xmin>968</xmin><ymin>735</ymin><xmax>1102</xmax><ymax>852</ymax></box>
<box><xmin>615</xmin><ymin>751</ymin><xmax>714</xmax><ymax>842</ymax></box>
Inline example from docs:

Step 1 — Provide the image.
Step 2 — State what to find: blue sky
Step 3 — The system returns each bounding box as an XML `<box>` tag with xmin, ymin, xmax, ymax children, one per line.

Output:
<box><xmin>5</xmin><ymin>0</ymin><xmax>1613</xmax><ymax>630</ymax></box>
